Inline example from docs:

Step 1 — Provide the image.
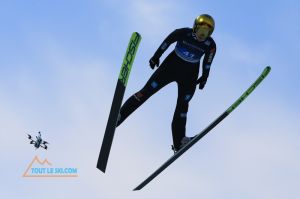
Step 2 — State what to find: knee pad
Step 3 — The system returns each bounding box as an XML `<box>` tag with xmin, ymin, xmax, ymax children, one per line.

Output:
<box><xmin>134</xmin><ymin>91</ymin><xmax>144</xmax><ymax>102</ymax></box>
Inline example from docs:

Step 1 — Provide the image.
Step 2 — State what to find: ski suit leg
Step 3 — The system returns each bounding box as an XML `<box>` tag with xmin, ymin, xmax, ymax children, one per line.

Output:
<box><xmin>171</xmin><ymin>80</ymin><xmax>197</xmax><ymax>149</ymax></box>
<box><xmin>117</xmin><ymin>56</ymin><xmax>175</xmax><ymax>127</ymax></box>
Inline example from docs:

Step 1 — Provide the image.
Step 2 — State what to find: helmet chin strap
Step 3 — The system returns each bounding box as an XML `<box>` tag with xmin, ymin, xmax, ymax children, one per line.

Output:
<box><xmin>196</xmin><ymin>34</ymin><xmax>206</xmax><ymax>41</ymax></box>
<box><xmin>192</xmin><ymin>32</ymin><xmax>204</xmax><ymax>42</ymax></box>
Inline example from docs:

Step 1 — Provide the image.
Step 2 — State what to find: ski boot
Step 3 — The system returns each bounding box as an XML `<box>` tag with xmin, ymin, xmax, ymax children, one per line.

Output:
<box><xmin>171</xmin><ymin>136</ymin><xmax>195</xmax><ymax>153</ymax></box>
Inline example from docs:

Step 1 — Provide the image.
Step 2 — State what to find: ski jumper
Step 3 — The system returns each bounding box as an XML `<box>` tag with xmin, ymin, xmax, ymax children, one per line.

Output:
<box><xmin>117</xmin><ymin>28</ymin><xmax>216</xmax><ymax>149</ymax></box>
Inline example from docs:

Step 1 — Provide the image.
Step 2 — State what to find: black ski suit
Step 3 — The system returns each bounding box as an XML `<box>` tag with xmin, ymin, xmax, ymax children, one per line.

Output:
<box><xmin>117</xmin><ymin>28</ymin><xmax>216</xmax><ymax>150</ymax></box>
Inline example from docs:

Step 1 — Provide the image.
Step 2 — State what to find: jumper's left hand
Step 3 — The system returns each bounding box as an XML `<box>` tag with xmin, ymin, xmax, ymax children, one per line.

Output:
<box><xmin>196</xmin><ymin>76</ymin><xmax>207</xmax><ymax>90</ymax></box>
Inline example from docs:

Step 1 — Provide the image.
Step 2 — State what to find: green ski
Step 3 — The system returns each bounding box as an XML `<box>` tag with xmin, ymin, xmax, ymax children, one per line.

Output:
<box><xmin>97</xmin><ymin>32</ymin><xmax>141</xmax><ymax>173</ymax></box>
<box><xmin>134</xmin><ymin>66</ymin><xmax>271</xmax><ymax>190</ymax></box>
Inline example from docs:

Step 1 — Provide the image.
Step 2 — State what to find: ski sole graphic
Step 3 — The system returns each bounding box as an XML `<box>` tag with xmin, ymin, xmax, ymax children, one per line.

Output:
<box><xmin>97</xmin><ymin>32</ymin><xmax>141</xmax><ymax>173</ymax></box>
<box><xmin>133</xmin><ymin>66</ymin><xmax>271</xmax><ymax>190</ymax></box>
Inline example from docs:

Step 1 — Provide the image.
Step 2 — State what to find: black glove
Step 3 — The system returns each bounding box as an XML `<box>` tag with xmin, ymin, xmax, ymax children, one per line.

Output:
<box><xmin>149</xmin><ymin>56</ymin><xmax>160</xmax><ymax>69</ymax></box>
<box><xmin>196</xmin><ymin>76</ymin><xmax>207</xmax><ymax>90</ymax></box>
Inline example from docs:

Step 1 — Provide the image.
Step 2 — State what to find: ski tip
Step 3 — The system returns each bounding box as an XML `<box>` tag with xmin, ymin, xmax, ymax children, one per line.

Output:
<box><xmin>133</xmin><ymin>32</ymin><xmax>141</xmax><ymax>36</ymax></box>
<box><xmin>264</xmin><ymin>66</ymin><xmax>271</xmax><ymax>73</ymax></box>
<box><xmin>262</xmin><ymin>66</ymin><xmax>271</xmax><ymax>76</ymax></box>
<box><xmin>132</xmin><ymin>32</ymin><xmax>142</xmax><ymax>40</ymax></box>
<box><xmin>133</xmin><ymin>187</ymin><xmax>140</xmax><ymax>191</ymax></box>
<box><xmin>265</xmin><ymin>66</ymin><xmax>271</xmax><ymax>71</ymax></box>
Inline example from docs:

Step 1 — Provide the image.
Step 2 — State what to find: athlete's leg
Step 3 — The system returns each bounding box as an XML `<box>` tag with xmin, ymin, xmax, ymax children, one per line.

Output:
<box><xmin>117</xmin><ymin>54</ymin><xmax>177</xmax><ymax>127</ymax></box>
<box><xmin>171</xmin><ymin>82</ymin><xmax>197</xmax><ymax>149</ymax></box>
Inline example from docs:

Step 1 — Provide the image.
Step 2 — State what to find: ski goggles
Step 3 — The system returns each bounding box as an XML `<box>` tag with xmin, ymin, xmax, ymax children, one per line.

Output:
<box><xmin>194</xmin><ymin>22</ymin><xmax>213</xmax><ymax>32</ymax></box>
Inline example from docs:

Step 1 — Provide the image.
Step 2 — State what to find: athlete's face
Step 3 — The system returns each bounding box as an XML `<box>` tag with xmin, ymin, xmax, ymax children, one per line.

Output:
<box><xmin>195</xmin><ymin>24</ymin><xmax>211</xmax><ymax>41</ymax></box>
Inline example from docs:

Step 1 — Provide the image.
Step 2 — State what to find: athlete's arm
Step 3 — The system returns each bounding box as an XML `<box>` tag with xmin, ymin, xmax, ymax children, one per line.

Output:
<box><xmin>197</xmin><ymin>40</ymin><xmax>216</xmax><ymax>89</ymax></box>
<box><xmin>153</xmin><ymin>28</ymin><xmax>186</xmax><ymax>58</ymax></box>
<box><xmin>149</xmin><ymin>28</ymin><xmax>187</xmax><ymax>69</ymax></box>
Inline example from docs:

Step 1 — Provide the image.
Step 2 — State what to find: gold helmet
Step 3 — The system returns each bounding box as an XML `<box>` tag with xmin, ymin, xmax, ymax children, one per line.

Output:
<box><xmin>193</xmin><ymin>14</ymin><xmax>215</xmax><ymax>36</ymax></box>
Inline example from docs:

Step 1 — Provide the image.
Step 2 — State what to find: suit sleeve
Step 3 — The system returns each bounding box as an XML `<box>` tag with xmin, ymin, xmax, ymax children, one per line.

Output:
<box><xmin>201</xmin><ymin>41</ymin><xmax>216</xmax><ymax>79</ymax></box>
<box><xmin>152</xmin><ymin>28</ymin><xmax>186</xmax><ymax>59</ymax></box>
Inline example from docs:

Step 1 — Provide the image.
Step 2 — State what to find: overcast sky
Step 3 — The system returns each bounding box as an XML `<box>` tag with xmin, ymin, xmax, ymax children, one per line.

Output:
<box><xmin>0</xmin><ymin>0</ymin><xmax>299</xmax><ymax>198</ymax></box>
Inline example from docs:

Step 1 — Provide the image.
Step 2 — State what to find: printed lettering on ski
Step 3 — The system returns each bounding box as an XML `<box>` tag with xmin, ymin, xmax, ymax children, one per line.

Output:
<box><xmin>119</xmin><ymin>33</ymin><xmax>141</xmax><ymax>86</ymax></box>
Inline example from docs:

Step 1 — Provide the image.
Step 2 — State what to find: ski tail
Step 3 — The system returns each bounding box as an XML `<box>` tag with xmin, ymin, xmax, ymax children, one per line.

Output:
<box><xmin>97</xmin><ymin>32</ymin><xmax>142</xmax><ymax>173</ymax></box>
<box><xmin>133</xmin><ymin>66</ymin><xmax>271</xmax><ymax>190</ymax></box>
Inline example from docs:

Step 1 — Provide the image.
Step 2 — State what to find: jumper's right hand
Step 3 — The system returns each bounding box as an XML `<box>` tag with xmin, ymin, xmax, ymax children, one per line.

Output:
<box><xmin>149</xmin><ymin>56</ymin><xmax>160</xmax><ymax>69</ymax></box>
